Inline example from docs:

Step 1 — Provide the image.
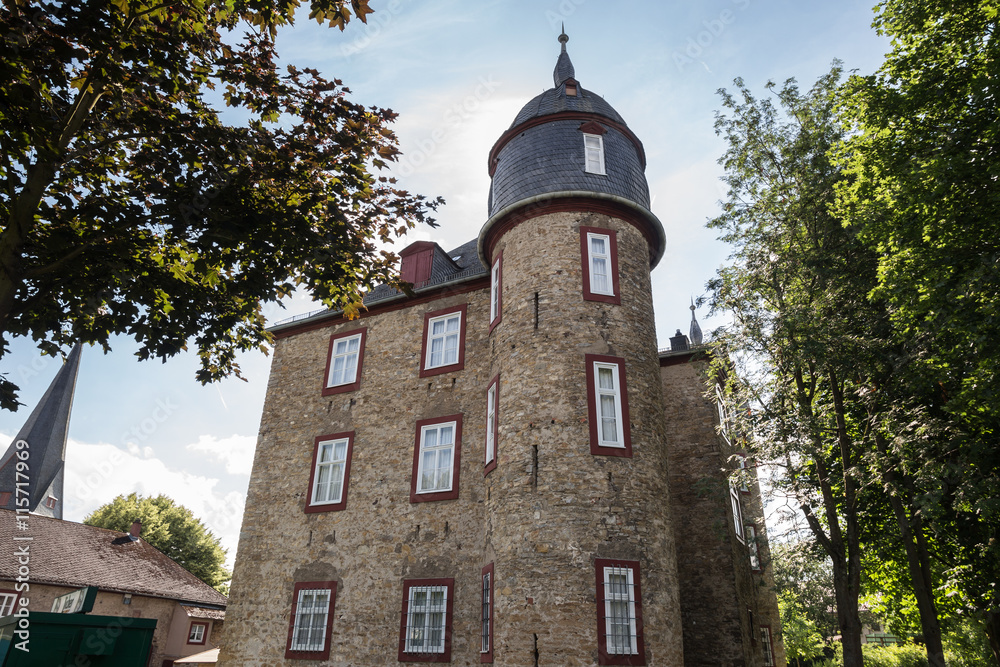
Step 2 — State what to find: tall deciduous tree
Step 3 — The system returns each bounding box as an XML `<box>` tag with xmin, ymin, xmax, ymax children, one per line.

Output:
<box><xmin>85</xmin><ymin>493</ymin><xmax>230</xmax><ymax>592</ymax></box>
<box><xmin>836</xmin><ymin>1</ymin><xmax>1000</xmax><ymax>661</ymax></box>
<box><xmin>708</xmin><ymin>65</ymin><xmax>881</xmax><ymax>667</ymax></box>
<box><xmin>0</xmin><ymin>0</ymin><xmax>441</xmax><ymax>411</ymax></box>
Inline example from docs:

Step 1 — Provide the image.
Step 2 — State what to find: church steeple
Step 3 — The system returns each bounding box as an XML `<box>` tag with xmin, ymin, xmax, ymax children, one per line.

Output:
<box><xmin>0</xmin><ymin>344</ymin><xmax>82</xmax><ymax>519</ymax></box>
<box><xmin>553</xmin><ymin>25</ymin><xmax>575</xmax><ymax>87</ymax></box>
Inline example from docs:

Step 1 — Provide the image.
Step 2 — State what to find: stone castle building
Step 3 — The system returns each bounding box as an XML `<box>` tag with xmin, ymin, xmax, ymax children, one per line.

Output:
<box><xmin>220</xmin><ymin>32</ymin><xmax>785</xmax><ymax>667</ymax></box>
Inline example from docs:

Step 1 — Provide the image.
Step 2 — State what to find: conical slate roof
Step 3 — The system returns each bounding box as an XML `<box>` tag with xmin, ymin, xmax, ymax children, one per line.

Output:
<box><xmin>488</xmin><ymin>32</ymin><xmax>649</xmax><ymax>218</ymax></box>
<box><xmin>0</xmin><ymin>344</ymin><xmax>81</xmax><ymax>518</ymax></box>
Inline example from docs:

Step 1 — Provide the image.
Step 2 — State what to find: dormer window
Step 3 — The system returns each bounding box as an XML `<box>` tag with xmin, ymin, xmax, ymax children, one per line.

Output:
<box><xmin>565</xmin><ymin>82</ymin><xmax>578</xmax><ymax>96</ymax></box>
<box><xmin>583</xmin><ymin>134</ymin><xmax>605</xmax><ymax>175</ymax></box>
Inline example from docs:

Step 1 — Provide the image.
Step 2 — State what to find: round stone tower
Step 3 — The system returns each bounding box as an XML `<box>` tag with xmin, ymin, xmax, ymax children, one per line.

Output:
<box><xmin>478</xmin><ymin>31</ymin><xmax>682</xmax><ymax>666</ymax></box>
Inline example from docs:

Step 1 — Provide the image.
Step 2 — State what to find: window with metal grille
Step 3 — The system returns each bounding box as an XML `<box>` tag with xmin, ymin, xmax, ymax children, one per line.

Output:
<box><xmin>761</xmin><ymin>626</ymin><xmax>775</xmax><ymax>666</ymax></box>
<box><xmin>584</xmin><ymin>133</ymin><xmax>606</xmax><ymax>174</ymax></box>
<box><xmin>285</xmin><ymin>581</ymin><xmax>336</xmax><ymax>660</ymax></box>
<box><xmin>399</xmin><ymin>578</ymin><xmax>453</xmax><ymax>662</ymax></box>
<box><xmin>595</xmin><ymin>559</ymin><xmax>645</xmax><ymax>665</ymax></box>
<box><xmin>481</xmin><ymin>569</ymin><xmax>492</xmax><ymax>655</ymax></box>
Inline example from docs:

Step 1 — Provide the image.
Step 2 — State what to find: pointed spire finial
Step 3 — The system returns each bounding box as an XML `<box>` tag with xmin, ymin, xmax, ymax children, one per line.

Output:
<box><xmin>689</xmin><ymin>297</ymin><xmax>704</xmax><ymax>346</ymax></box>
<box><xmin>553</xmin><ymin>26</ymin><xmax>575</xmax><ymax>87</ymax></box>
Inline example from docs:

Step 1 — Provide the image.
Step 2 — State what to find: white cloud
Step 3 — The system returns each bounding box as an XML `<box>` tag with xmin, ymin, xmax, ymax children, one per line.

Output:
<box><xmin>60</xmin><ymin>439</ymin><xmax>247</xmax><ymax>569</ymax></box>
<box><xmin>185</xmin><ymin>434</ymin><xmax>257</xmax><ymax>476</ymax></box>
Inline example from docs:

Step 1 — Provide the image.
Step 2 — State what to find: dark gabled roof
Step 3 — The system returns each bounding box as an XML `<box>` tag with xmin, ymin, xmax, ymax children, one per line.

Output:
<box><xmin>0</xmin><ymin>510</ymin><xmax>227</xmax><ymax>607</ymax></box>
<box><xmin>362</xmin><ymin>239</ymin><xmax>486</xmax><ymax>304</ymax></box>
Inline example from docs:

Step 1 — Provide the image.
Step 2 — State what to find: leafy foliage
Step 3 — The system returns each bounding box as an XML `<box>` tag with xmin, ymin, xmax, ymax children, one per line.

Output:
<box><xmin>0</xmin><ymin>0</ymin><xmax>441</xmax><ymax>410</ymax></box>
<box><xmin>772</xmin><ymin>540</ymin><xmax>840</xmax><ymax>639</ymax></box>
<box><xmin>779</xmin><ymin>590</ymin><xmax>828</xmax><ymax>665</ymax></box>
<box><xmin>85</xmin><ymin>493</ymin><xmax>230</xmax><ymax>592</ymax></box>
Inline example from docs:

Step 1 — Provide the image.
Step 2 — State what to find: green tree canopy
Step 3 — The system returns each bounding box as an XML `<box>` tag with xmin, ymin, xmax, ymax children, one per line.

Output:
<box><xmin>85</xmin><ymin>493</ymin><xmax>229</xmax><ymax>592</ymax></box>
<box><xmin>0</xmin><ymin>0</ymin><xmax>441</xmax><ymax>411</ymax></box>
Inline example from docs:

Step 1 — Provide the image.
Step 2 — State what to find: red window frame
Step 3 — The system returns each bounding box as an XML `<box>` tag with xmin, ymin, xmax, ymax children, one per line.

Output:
<box><xmin>481</xmin><ymin>563</ymin><xmax>495</xmax><ymax>663</ymax></box>
<box><xmin>322</xmin><ymin>327</ymin><xmax>367</xmax><ymax>396</ymax></box>
<box><xmin>284</xmin><ymin>580</ymin><xmax>337</xmax><ymax>661</ymax></box>
<box><xmin>304</xmin><ymin>431</ymin><xmax>355</xmax><ymax>514</ymax></box>
<box><xmin>595</xmin><ymin>558</ymin><xmax>646</xmax><ymax>666</ymax></box>
<box><xmin>186</xmin><ymin>621</ymin><xmax>208</xmax><ymax>645</ymax></box>
<box><xmin>484</xmin><ymin>374</ymin><xmax>499</xmax><ymax>476</ymax></box>
<box><xmin>761</xmin><ymin>625</ymin><xmax>775</xmax><ymax>666</ymax></box>
<box><xmin>398</xmin><ymin>578</ymin><xmax>455</xmax><ymax>663</ymax></box>
<box><xmin>580</xmin><ymin>226</ymin><xmax>621</xmax><ymax>304</ymax></box>
<box><xmin>419</xmin><ymin>304</ymin><xmax>469</xmax><ymax>378</ymax></box>
<box><xmin>586</xmin><ymin>354</ymin><xmax>632</xmax><ymax>457</ymax></box>
<box><xmin>410</xmin><ymin>414</ymin><xmax>463</xmax><ymax>503</ymax></box>
<box><xmin>488</xmin><ymin>251</ymin><xmax>503</xmax><ymax>333</ymax></box>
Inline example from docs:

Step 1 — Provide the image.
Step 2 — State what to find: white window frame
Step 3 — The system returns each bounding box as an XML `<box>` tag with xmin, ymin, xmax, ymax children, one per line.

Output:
<box><xmin>310</xmin><ymin>437</ymin><xmax>350</xmax><ymax>506</ymax></box>
<box><xmin>404</xmin><ymin>585</ymin><xmax>448</xmax><ymax>654</ymax></box>
<box><xmin>425</xmin><ymin>312</ymin><xmax>462</xmax><ymax>370</ymax></box>
<box><xmin>747</xmin><ymin>524</ymin><xmax>760</xmax><ymax>570</ymax></box>
<box><xmin>730</xmin><ymin>485</ymin><xmax>745</xmax><ymax>543</ymax></box>
<box><xmin>761</xmin><ymin>626</ymin><xmax>775</xmax><ymax>666</ymax></box>
<box><xmin>593</xmin><ymin>361</ymin><xmax>625</xmax><ymax>447</ymax></box>
<box><xmin>0</xmin><ymin>592</ymin><xmax>17</xmax><ymax>617</ymax></box>
<box><xmin>485</xmin><ymin>382</ymin><xmax>497</xmax><ymax>467</ymax></box>
<box><xmin>187</xmin><ymin>622</ymin><xmax>206</xmax><ymax>643</ymax></box>
<box><xmin>716</xmin><ymin>383</ymin><xmax>732</xmax><ymax>444</ymax></box>
<box><xmin>289</xmin><ymin>588</ymin><xmax>332</xmax><ymax>653</ymax></box>
<box><xmin>326</xmin><ymin>332</ymin><xmax>362</xmax><ymax>388</ymax></box>
<box><xmin>481</xmin><ymin>571</ymin><xmax>491</xmax><ymax>654</ymax></box>
<box><xmin>602</xmin><ymin>565</ymin><xmax>638</xmax><ymax>655</ymax></box>
<box><xmin>586</xmin><ymin>232</ymin><xmax>614</xmax><ymax>296</ymax></box>
<box><xmin>490</xmin><ymin>257</ymin><xmax>501</xmax><ymax>324</ymax></box>
<box><xmin>416</xmin><ymin>421</ymin><xmax>457</xmax><ymax>494</ymax></box>
<box><xmin>737</xmin><ymin>453</ymin><xmax>750</xmax><ymax>493</ymax></box>
<box><xmin>584</xmin><ymin>133</ymin><xmax>606</xmax><ymax>175</ymax></box>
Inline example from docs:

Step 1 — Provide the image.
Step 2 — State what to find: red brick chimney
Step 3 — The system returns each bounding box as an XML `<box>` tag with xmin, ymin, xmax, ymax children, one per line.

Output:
<box><xmin>129</xmin><ymin>520</ymin><xmax>142</xmax><ymax>540</ymax></box>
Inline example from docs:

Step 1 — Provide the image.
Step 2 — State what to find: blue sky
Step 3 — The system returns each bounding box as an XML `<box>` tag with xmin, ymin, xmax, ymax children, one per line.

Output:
<box><xmin>0</xmin><ymin>0</ymin><xmax>891</xmax><ymax>566</ymax></box>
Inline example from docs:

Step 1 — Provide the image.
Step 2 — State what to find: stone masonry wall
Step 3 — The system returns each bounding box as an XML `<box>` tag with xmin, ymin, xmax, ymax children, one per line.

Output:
<box><xmin>220</xmin><ymin>286</ymin><xmax>493</xmax><ymax>666</ymax></box>
<box><xmin>660</xmin><ymin>356</ymin><xmax>781</xmax><ymax>667</ymax></box>
<box><xmin>485</xmin><ymin>210</ymin><xmax>682</xmax><ymax>666</ymax></box>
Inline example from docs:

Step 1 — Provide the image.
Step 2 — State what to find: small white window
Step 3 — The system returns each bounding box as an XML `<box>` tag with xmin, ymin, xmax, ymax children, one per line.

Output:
<box><xmin>587</xmin><ymin>232</ymin><xmax>613</xmax><ymax>296</ymax></box>
<box><xmin>730</xmin><ymin>486</ymin><xmax>745</xmax><ymax>543</ymax></box>
<box><xmin>404</xmin><ymin>585</ymin><xmax>448</xmax><ymax>654</ymax></box>
<box><xmin>594</xmin><ymin>361</ymin><xmax>625</xmax><ymax>447</ymax></box>
<box><xmin>490</xmin><ymin>258</ymin><xmax>501</xmax><ymax>324</ymax></box>
<box><xmin>737</xmin><ymin>454</ymin><xmax>749</xmax><ymax>493</ymax></box>
<box><xmin>310</xmin><ymin>438</ymin><xmax>349</xmax><ymax>506</ymax></box>
<box><xmin>327</xmin><ymin>333</ymin><xmax>362</xmax><ymax>387</ymax></box>
<box><xmin>584</xmin><ymin>133</ymin><xmax>606</xmax><ymax>174</ymax></box>
<box><xmin>747</xmin><ymin>524</ymin><xmax>760</xmax><ymax>570</ymax></box>
<box><xmin>602</xmin><ymin>566</ymin><xmax>638</xmax><ymax>655</ymax></box>
<box><xmin>0</xmin><ymin>592</ymin><xmax>17</xmax><ymax>616</ymax></box>
<box><xmin>761</xmin><ymin>626</ymin><xmax>775</xmax><ymax>666</ymax></box>
<box><xmin>485</xmin><ymin>383</ymin><xmax>497</xmax><ymax>466</ymax></box>
<box><xmin>290</xmin><ymin>588</ymin><xmax>331</xmax><ymax>652</ymax></box>
<box><xmin>426</xmin><ymin>313</ymin><xmax>462</xmax><ymax>369</ymax></box>
<box><xmin>417</xmin><ymin>422</ymin><xmax>456</xmax><ymax>494</ymax></box>
<box><xmin>716</xmin><ymin>384</ymin><xmax>732</xmax><ymax>444</ymax></box>
<box><xmin>188</xmin><ymin>623</ymin><xmax>206</xmax><ymax>643</ymax></box>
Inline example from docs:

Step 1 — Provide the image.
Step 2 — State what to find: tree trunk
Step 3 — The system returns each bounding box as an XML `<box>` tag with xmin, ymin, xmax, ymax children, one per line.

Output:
<box><xmin>986</xmin><ymin>609</ymin><xmax>1000</xmax><ymax>666</ymax></box>
<box><xmin>875</xmin><ymin>432</ymin><xmax>945</xmax><ymax>667</ymax></box>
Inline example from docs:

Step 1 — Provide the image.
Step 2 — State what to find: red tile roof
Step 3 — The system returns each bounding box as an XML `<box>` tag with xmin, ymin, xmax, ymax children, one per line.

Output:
<box><xmin>0</xmin><ymin>510</ymin><xmax>226</xmax><ymax>607</ymax></box>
